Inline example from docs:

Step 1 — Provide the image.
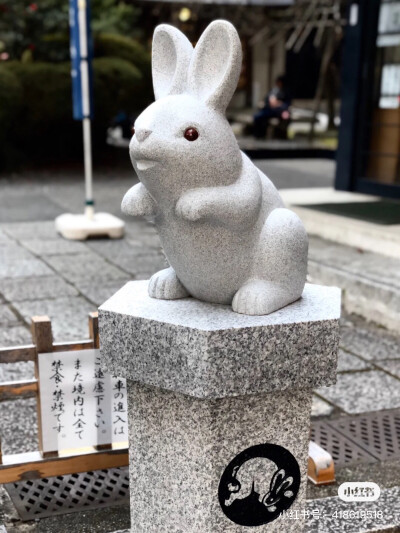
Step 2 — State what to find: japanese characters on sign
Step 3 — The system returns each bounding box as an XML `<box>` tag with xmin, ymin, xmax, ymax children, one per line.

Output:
<box><xmin>39</xmin><ymin>349</ymin><xmax>128</xmax><ymax>453</ymax></box>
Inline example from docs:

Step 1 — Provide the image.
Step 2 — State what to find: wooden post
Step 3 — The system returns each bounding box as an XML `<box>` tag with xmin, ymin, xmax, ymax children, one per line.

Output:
<box><xmin>31</xmin><ymin>316</ymin><xmax>58</xmax><ymax>458</ymax></box>
<box><xmin>88</xmin><ymin>311</ymin><xmax>99</xmax><ymax>349</ymax></box>
<box><xmin>31</xmin><ymin>316</ymin><xmax>53</xmax><ymax>354</ymax></box>
<box><xmin>90</xmin><ymin>312</ymin><xmax>112</xmax><ymax>452</ymax></box>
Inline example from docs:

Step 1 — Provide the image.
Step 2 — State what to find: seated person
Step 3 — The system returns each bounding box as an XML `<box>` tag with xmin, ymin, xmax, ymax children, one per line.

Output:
<box><xmin>253</xmin><ymin>75</ymin><xmax>292</xmax><ymax>139</ymax></box>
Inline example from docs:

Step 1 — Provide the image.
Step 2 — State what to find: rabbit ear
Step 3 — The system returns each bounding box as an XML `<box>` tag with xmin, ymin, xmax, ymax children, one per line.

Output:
<box><xmin>152</xmin><ymin>24</ymin><xmax>193</xmax><ymax>100</ymax></box>
<box><xmin>187</xmin><ymin>20</ymin><xmax>242</xmax><ymax>112</ymax></box>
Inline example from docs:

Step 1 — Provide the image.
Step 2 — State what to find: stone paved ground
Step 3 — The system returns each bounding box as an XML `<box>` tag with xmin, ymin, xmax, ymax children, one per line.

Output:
<box><xmin>1</xmin><ymin>159</ymin><xmax>400</xmax><ymax>532</ymax></box>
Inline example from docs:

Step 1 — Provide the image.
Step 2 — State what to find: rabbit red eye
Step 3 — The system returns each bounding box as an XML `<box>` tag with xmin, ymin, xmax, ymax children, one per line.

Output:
<box><xmin>131</xmin><ymin>126</ymin><xmax>135</xmax><ymax>136</ymax></box>
<box><xmin>184</xmin><ymin>127</ymin><xmax>199</xmax><ymax>141</ymax></box>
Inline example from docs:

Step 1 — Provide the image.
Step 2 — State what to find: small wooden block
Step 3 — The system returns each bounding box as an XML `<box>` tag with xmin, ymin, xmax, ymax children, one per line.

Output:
<box><xmin>31</xmin><ymin>316</ymin><xmax>53</xmax><ymax>354</ymax></box>
<box><xmin>308</xmin><ymin>440</ymin><xmax>335</xmax><ymax>485</ymax></box>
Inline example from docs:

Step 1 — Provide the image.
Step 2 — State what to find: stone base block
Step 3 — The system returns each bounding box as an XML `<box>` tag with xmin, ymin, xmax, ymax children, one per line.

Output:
<box><xmin>99</xmin><ymin>281</ymin><xmax>341</xmax><ymax>399</ymax></box>
<box><xmin>99</xmin><ymin>280</ymin><xmax>341</xmax><ymax>532</ymax></box>
<box><xmin>128</xmin><ymin>381</ymin><xmax>312</xmax><ymax>533</ymax></box>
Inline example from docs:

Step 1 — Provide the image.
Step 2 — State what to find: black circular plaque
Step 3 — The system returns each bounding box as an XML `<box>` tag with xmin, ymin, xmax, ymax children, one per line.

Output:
<box><xmin>218</xmin><ymin>443</ymin><xmax>300</xmax><ymax>527</ymax></box>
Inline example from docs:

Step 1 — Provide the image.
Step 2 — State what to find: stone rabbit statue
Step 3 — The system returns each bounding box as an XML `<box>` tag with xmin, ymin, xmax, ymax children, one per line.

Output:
<box><xmin>122</xmin><ymin>20</ymin><xmax>308</xmax><ymax>315</ymax></box>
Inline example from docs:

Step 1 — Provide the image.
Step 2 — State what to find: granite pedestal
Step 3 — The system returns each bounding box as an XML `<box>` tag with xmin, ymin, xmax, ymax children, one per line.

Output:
<box><xmin>99</xmin><ymin>281</ymin><xmax>341</xmax><ymax>532</ymax></box>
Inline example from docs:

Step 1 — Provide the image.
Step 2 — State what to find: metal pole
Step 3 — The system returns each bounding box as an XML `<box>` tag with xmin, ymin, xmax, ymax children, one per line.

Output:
<box><xmin>78</xmin><ymin>0</ymin><xmax>94</xmax><ymax>219</ymax></box>
<box><xmin>82</xmin><ymin>118</ymin><xmax>94</xmax><ymax>218</ymax></box>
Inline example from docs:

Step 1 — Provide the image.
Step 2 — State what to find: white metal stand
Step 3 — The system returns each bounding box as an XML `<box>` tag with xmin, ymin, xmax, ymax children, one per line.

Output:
<box><xmin>56</xmin><ymin>0</ymin><xmax>124</xmax><ymax>241</ymax></box>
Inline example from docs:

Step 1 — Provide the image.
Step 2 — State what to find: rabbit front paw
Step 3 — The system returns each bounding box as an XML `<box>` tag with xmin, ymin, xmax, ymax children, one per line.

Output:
<box><xmin>122</xmin><ymin>183</ymin><xmax>157</xmax><ymax>217</ymax></box>
<box><xmin>175</xmin><ymin>192</ymin><xmax>208</xmax><ymax>221</ymax></box>
<box><xmin>148</xmin><ymin>267</ymin><xmax>189</xmax><ymax>300</ymax></box>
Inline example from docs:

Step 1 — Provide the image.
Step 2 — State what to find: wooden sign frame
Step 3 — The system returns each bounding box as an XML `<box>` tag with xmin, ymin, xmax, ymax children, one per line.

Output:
<box><xmin>0</xmin><ymin>312</ymin><xmax>128</xmax><ymax>484</ymax></box>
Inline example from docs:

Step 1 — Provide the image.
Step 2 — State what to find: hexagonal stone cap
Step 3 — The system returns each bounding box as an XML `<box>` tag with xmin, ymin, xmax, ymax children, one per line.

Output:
<box><xmin>99</xmin><ymin>281</ymin><xmax>341</xmax><ymax>399</ymax></box>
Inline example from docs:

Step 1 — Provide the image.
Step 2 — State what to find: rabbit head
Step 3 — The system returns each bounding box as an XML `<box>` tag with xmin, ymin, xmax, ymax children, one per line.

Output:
<box><xmin>130</xmin><ymin>20</ymin><xmax>243</xmax><ymax>203</ymax></box>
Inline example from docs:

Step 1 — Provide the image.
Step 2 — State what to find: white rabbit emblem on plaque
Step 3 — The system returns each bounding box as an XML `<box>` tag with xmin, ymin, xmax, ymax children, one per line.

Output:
<box><xmin>122</xmin><ymin>20</ymin><xmax>308</xmax><ymax>316</ymax></box>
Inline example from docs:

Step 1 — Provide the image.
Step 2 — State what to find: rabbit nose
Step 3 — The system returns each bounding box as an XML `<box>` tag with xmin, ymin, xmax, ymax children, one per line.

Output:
<box><xmin>135</xmin><ymin>129</ymin><xmax>152</xmax><ymax>143</ymax></box>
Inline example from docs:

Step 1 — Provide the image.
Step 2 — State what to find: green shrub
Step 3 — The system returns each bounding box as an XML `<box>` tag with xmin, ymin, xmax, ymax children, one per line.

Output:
<box><xmin>94</xmin><ymin>33</ymin><xmax>150</xmax><ymax>73</ymax></box>
<box><xmin>0</xmin><ymin>56</ymin><xmax>152</xmax><ymax>169</ymax></box>
<box><xmin>0</xmin><ymin>66</ymin><xmax>22</xmax><ymax>133</ymax></box>
<box><xmin>93</xmin><ymin>56</ymin><xmax>146</xmax><ymax>116</ymax></box>
<box><xmin>4</xmin><ymin>61</ymin><xmax>81</xmax><ymax>165</ymax></box>
<box><xmin>0</xmin><ymin>67</ymin><xmax>24</xmax><ymax>166</ymax></box>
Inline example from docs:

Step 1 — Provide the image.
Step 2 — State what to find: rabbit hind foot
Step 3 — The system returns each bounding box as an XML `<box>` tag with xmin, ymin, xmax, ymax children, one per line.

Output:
<box><xmin>232</xmin><ymin>280</ymin><xmax>301</xmax><ymax>316</ymax></box>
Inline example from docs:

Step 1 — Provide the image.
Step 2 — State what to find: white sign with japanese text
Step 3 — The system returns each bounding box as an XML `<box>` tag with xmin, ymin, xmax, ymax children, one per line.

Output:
<box><xmin>38</xmin><ymin>349</ymin><xmax>128</xmax><ymax>453</ymax></box>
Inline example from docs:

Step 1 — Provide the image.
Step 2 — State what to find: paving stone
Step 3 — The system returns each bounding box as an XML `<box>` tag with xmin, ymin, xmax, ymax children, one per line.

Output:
<box><xmin>306</xmin><ymin>485</ymin><xmax>400</xmax><ymax>532</ymax></box>
<box><xmin>256</xmin><ymin>158</ymin><xmax>335</xmax><ymax>189</ymax></box>
<box><xmin>13</xmin><ymin>296</ymin><xmax>96</xmax><ymax>341</ymax></box>
<box><xmin>309</xmin><ymin>235</ymin><xmax>400</xmax><ymax>287</ymax></box>
<box><xmin>0</xmin><ymin>305</ymin><xmax>19</xmax><ymax>326</ymax></box>
<box><xmin>0</xmin><ymin>230</ymin><xmax>12</xmax><ymax>243</ymax></box>
<box><xmin>317</xmin><ymin>371</ymin><xmax>400</xmax><ymax>414</ymax></box>
<box><xmin>311</xmin><ymin>395</ymin><xmax>333</xmax><ymax>418</ymax></box>
<box><xmin>0</xmin><ymin>258</ymin><xmax>53</xmax><ymax>279</ymax></box>
<box><xmin>43</xmin><ymin>252</ymin><xmax>127</xmax><ymax>283</ymax></box>
<box><xmin>36</xmin><ymin>504</ymin><xmax>130</xmax><ymax>533</ymax></box>
<box><xmin>112</xmin><ymin>251</ymin><xmax>167</xmax><ymax>276</ymax></box>
<box><xmin>0</xmin><ymin>398</ymin><xmax>38</xmax><ymax>454</ymax></box>
<box><xmin>0</xmin><ymin>326</ymin><xmax>31</xmax><ymax>347</ymax></box>
<box><xmin>127</xmin><ymin>234</ymin><xmax>163</xmax><ymax>249</ymax></box>
<box><xmin>86</xmin><ymin>239</ymin><xmax>166</xmax><ymax>275</ymax></box>
<box><xmin>374</xmin><ymin>360</ymin><xmax>400</xmax><ymax>379</ymax></box>
<box><xmin>0</xmin><ymin>484</ymin><xmax>20</xmax><ymax>528</ymax></box>
<box><xmin>19</xmin><ymin>238</ymin><xmax>88</xmax><ymax>256</ymax></box>
<box><xmin>337</xmin><ymin>349</ymin><xmax>372</xmax><ymax>372</ymax></box>
<box><xmin>0</xmin><ymin>276</ymin><xmax>78</xmax><ymax>302</ymax></box>
<box><xmin>0</xmin><ymin>361</ymin><xmax>34</xmax><ymax>382</ymax></box>
<box><xmin>0</xmin><ymin>243</ymin><xmax>33</xmax><ymax>261</ymax></box>
<box><xmin>340</xmin><ymin>325</ymin><xmax>400</xmax><ymax>361</ymax></box>
<box><xmin>0</xmin><ymin>192</ymin><xmax>63</xmax><ymax>223</ymax></box>
<box><xmin>308</xmin><ymin>236</ymin><xmax>400</xmax><ymax>332</ymax></box>
<box><xmin>77</xmin><ymin>279</ymin><xmax>131</xmax><ymax>307</ymax></box>
<box><xmin>134</xmin><ymin>272</ymin><xmax>154</xmax><ymax>280</ymax></box>
<box><xmin>87</xmin><ymin>238</ymin><xmax>156</xmax><ymax>258</ymax></box>
<box><xmin>1</xmin><ymin>221</ymin><xmax>59</xmax><ymax>241</ymax></box>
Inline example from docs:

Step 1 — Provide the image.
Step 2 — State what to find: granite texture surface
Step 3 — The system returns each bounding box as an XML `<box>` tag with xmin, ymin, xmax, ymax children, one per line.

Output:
<box><xmin>336</xmin><ymin>349</ymin><xmax>371</xmax><ymax>373</ymax></box>
<box><xmin>340</xmin><ymin>323</ymin><xmax>400</xmax><ymax>361</ymax></box>
<box><xmin>374</xmin><ymin>359</ymin><xmax>400</xmax><ymax>379</ymax></box>
<box><xmin>14</xmin><ymin>296</ymin><xmax>95</xmax><ymax>341</ymax></box>
<box><xmin>317</xmin><ymin>370</ymin><xmax>400</xmax><ymax>414</ymax></box>
<box><xmin>99</xmin><ymin>280</ymin><xmax>340</xmax><ymax>398</ymax></box>
<box><xmin>0</xmin><ymin>326</ymin><xmax>31</xmax><ymax>346</ymax></box>
<box><xmin>127</xmin><ymin>381</ymin><xmax>312</xmax><ymax>533</ymax></box>
<box><xmin>44</xmin><ymin>252</ymin><xmax>127</xmax><ymax>283</ymax></box>
<box><xmin>121</xmin><ymin>21</ymin><xmax>308</xmax><ymax>316</ymax></box>
<box><xmin>311</xmin><ymin>396</ymin><xmax>333</xmax><ymax>418</ymax></box>
<box><xmin>0</xmin><ymin>276</ymin><xmax>78</xmax><ymax>302</ymax></box>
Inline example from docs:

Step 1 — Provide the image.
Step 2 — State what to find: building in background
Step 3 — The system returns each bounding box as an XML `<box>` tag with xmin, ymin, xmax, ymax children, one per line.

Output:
<box><xmin>136</xmin><ymin>0</ymin><xmax>345</xmax><ymax>116</ymax></box>
<box><xmin>336</xmin><ymin>0</ymin><xmax>400</xmax><ymax>199</ymax></box>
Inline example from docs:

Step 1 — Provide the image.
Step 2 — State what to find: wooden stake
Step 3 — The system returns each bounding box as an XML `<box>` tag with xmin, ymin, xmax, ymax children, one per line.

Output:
<box><xmin>31</xmin><ymin>316</ymin><xmax>58</xmax><ymax>458</ymax></box>
<box><xmin>90</xmin><ymin>311</ymin><xmax>112</xmax><ymax>451</ymax></box>
<box><xmin>31</xmin><ymin>316</ymin><xmax>53</xmax><ymax>354</ymax></box>
<box><xmin>88</xmin><ymin>311</ymin><xmax>99</xmax><ymax>349</ymax></box>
